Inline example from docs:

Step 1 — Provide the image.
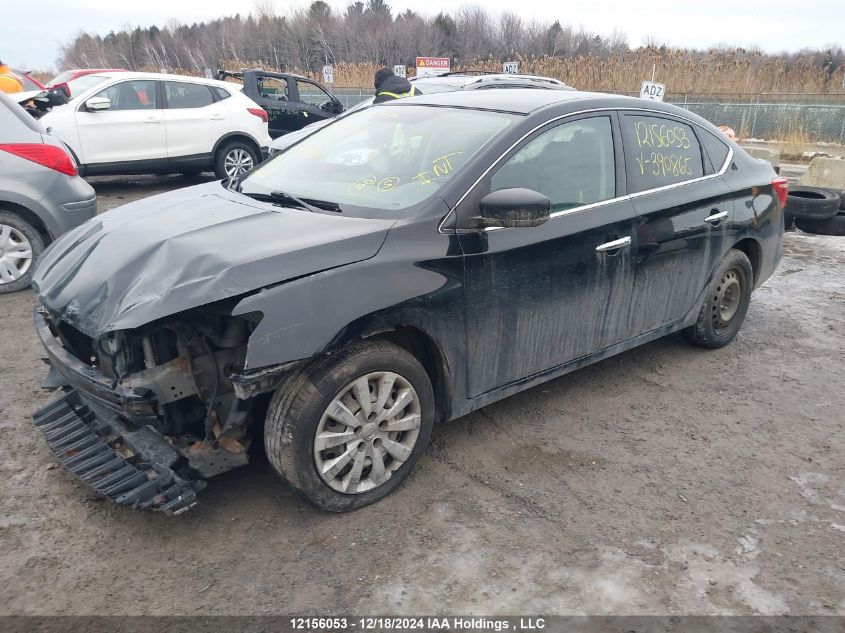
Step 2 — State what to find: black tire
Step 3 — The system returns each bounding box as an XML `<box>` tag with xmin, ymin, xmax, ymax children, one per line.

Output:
<box><xmin>795</xmin><ymin>211</ymin><xmax>845</xmax><ymax>236</ymax></box>
<box><xmin>783</xmin><ymin>186</ymin><xmax>840</xmax><ymax>220</ymax></box>
<box><xmin>684</xmin><ymin>249</ymin><xmax>754</xmax><ymax>349</ymax></box>
<box><xmin>0</xmin><ymin>211</ymin><xmax>45</xmax><ymax>294</ymax></box>
<box><xmin>265</xmin><ymin>340</ymin><xmax>435</xmax><ymax>512</ymax></box>
<box><xmin>821</xmin><ymin>188</ymin><xmax>845</xmax><ymax>210</ymax></box>
<box><xmin>213</xmin><ymin>140</ymin><xmax>259</xmax><ymax>180</ymax></box>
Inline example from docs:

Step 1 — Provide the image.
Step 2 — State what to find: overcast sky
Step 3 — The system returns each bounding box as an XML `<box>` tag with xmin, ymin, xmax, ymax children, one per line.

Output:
<box><xmin>4</xmin><ymin>0</ymin><xmax>844</xmax><ymax>71</ymax></box>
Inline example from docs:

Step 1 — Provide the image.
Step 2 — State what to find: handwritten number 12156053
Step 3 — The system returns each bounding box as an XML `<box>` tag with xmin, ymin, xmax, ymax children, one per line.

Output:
<box><xmin>633</xmin><ymin>121</ymin><xmax>695</xmax><ymax>178</ymax></box>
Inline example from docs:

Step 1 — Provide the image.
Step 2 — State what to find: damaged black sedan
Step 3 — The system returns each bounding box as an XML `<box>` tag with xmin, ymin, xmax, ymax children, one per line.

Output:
<box><xmin>31</xmin><ymin>90</ymin><xmax>785</xmax><ymax>514</ymax></box>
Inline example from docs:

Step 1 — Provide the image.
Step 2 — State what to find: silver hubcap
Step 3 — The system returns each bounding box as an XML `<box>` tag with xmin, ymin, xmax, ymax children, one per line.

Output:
<box><xmin>712</xmin><ymin>268</ymin><xmax>742</xmax><ymax>329</ymax></box>
<box><xmin>224</xmin><ymin>148</ymin><xmax>254</xmax><ymax>178</ymax></box>
<box><xmin>314</xmin><ymin>371</ymin><xmax>421</xmax><ymax>494</ymax></box>
<box><xmin>0</xmin><ymin>224</ymin><xmax>33</xmax><ymax>284</ymax></box>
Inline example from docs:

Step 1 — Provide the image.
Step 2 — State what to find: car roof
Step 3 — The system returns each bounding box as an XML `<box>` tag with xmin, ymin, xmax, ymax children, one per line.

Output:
<box><xmin>69</xmin><ymin>69</ymin><xmax>127</xmax><ymax>75</ymax></box>
<box><xmin>71</xmin><ymin>71</ymin><xmax>242</xmax><ymax>92</ymax></box>
<box><xmin>384</xmin><ymin>88</ymin><xmax>601</xmax><ymax>114</ymax></box>
<box><xmin>60</xmin><ymin>71</ymin><xmax>247</xmax><ymax>105</ymax></box>
<box><xmin>383</xmin><ymin>88</ymin><xmax>707</xmax><ymax>121</ymax></box>
<box><xmin>224</xmin><ymin>69</ymin><xmax>311</xmax><ymax>81</ymax></box>
<box><xmin>411</xmin><ymin>73</ymin><xmax>567</xmax><ymax>87</ymax></box>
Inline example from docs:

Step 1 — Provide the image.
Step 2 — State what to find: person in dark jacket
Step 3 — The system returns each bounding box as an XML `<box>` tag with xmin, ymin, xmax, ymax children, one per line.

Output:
<box><xmin>373</xmin><ymin>67</ymin><xmax>421</xmax><ymax>103</ymax></box>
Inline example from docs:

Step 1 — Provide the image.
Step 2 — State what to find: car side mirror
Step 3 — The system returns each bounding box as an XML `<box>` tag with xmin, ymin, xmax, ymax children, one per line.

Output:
<box><xmin>478</xmin><ymin>188</ymin><xmax>551</xmax><ymax>228</ymax></box>
<box><xmin>85</xmin><ymin>96</ymin><xmax>111</xmax><ymax>111</ymax></box>
<box><xmin>331</xmin><ymin>100</ymin><xmax>344</xmax><ymax>114</ymax></box>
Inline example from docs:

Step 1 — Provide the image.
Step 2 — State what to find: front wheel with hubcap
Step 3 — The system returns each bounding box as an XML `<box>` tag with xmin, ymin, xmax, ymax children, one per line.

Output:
<box><xmin>265</xmin><ymin>340</ymin><xmax>435</xmax><ymax>511</ymax></box>
<box><xmin>0</xmin><ymin>211</ymin><xmax>44</xmax><ymax>294</ymax></box>
<box><xmin>684</xmin><ymin>249</ymin><xmax>753</xmax><ymax>349</ymax></box>
<box><xmin>213</xmin><ymin>141</ymin><xmax>258</xmax><ymax>180</ymax></box>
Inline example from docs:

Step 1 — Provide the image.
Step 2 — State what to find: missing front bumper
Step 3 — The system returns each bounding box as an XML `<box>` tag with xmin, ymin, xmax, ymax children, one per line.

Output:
<box><xmin>33</xmin><ymin>389</ymin><xmax>204</xmax><ymax>514</ymax></box>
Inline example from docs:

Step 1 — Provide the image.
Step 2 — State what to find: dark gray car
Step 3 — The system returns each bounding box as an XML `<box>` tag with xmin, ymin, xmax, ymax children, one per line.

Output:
<box><xmin>31</xmin><ymin>90</ymin><xmax>783</xmax><ymax>514</ymax></box>
<box><xmin>0</xmin><ymin>91</ymin><xmax>96</xmax><ymax>293</ymax></box>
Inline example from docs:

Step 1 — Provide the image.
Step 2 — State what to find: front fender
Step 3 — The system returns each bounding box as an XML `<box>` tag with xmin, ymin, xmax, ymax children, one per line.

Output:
<box><xmin>233</xmin><ymin>258</ymin><xmax>449</xmax><ymax>370</ymax></box>
<box><xmin>232</xmin><ymin>219</ymin><xmax>464</xmax><ymax>372</ymax></box>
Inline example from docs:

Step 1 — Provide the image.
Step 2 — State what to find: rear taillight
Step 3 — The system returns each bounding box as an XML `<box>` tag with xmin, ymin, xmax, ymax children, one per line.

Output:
<box><xmin>771</xmin><ymin>177</ymin><xmax>789</xmax><ymax>208</ymax></box>
<box><xmin>0</xmin><ymin>143</ymin><xmax>77</xmax><ymax>176</ymax></box>
<box><xmin>247</xmin><ymin>107</ymin><xmax>269</xmax><ymax>123</ymax></box>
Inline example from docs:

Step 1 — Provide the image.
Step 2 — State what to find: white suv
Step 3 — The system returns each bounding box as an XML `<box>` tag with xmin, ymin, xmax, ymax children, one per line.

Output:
<box><xmin>41</xmin><ymin>72</ymin><xmax>272</xmax><ymax>179</ymax></box>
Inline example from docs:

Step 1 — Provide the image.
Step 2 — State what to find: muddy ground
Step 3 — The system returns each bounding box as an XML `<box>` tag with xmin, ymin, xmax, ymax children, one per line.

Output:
<box><xmin>1</xmin><ymin>175</ymin><xmax>843</xmax><ymax>616</ymax></box>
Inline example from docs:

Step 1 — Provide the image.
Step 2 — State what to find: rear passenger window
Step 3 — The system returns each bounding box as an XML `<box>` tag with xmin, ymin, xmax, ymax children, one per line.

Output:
<box><xmin>259</xmin><ymin>77</ymin><xmax>289</xmax><ymax>101</ymax></box>
<box><xmin>491</xmin><ymin>116</ymin><xmax>616</xmax><ymax>211</ymax></box>
<box><xmin>697</xmin><ymin>128</ymin><xmax>731</xmax><ymax>174</ymax></box>
<box><xmin>165</xmin><ymin>82</ymin><xmax>214</xmax><ymax>109</ymax></box>
<box><xmin>212</xmin><ymin>86</ymin><xmax>231</xmax><ymax>101</ymax></box>
<box><xmin>621</xmin><ymin>115</ymin><xmax>704</xmax><ymax>192</ymax></box>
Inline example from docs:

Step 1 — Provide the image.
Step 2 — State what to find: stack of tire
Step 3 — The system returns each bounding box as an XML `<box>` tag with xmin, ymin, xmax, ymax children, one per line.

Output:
<box><xmin>784</xmin><ymin>186</ymin><xmax>845</xmax><ymax>236</ymax></box>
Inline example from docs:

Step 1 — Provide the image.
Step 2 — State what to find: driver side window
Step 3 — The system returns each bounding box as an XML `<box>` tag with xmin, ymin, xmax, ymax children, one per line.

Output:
<box><xmin>491</xmin><ymin>116</ymin><xmax>616</xmax><ymax>211</ymax></box>
<box><xmin>296</xmin><ymin>80</ymin><xmax>332</xmax><ymax>107</ymax></box>
<box><xmin>93</xmin><ymin>80</ymin><xmax>157</xmax><ymax>111</ymax></box>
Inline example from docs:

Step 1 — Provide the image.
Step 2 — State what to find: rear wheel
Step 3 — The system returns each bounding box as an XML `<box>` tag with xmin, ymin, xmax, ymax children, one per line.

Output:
<box><xmin>265</xmin><ymin>340</ymin><xmax>435</xmax><ymax>511</ymax></box>
<box><xmin>213</xmin><ymin>141</ymin><xmax>258</xmax><ymax>180</ymax></box>
<box><xmin>684</xmin><ymin>249</ymin><xmax>753</xmax><ymax>349</ymax></box>
<box><xmin>0</xmin><ymin>212</ymin><xmax>44</xmax><ymax>294</ymax></box>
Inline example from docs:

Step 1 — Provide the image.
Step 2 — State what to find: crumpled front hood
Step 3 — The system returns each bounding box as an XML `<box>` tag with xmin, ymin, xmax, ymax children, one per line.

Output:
<box><xmin>33</xmin><ymin>182</ymin><xmax>394</xmax><ymax>337</ymax></box>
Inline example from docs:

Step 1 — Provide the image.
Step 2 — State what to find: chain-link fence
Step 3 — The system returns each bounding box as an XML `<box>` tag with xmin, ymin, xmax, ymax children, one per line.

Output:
<box><xmin>331</xmin><ymin>87</ymin><xmax>371</xmax><ymax>109</ymax></box>
<box><xmin>679</xmin><ymin>102</ymin><xmax>845</xmax><ymax>142</ymax></box>
<box><xmin>329</xmin><ymin>88</ymin><xmax>845</xmax><ymax>144</ymax></box>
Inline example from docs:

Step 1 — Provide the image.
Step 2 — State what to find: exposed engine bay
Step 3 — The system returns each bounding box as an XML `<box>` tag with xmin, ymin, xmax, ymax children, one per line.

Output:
<box><xmin>34</xmin><ymin>303</ymin><xmax>286</xmax><ymax>513</ymax></box>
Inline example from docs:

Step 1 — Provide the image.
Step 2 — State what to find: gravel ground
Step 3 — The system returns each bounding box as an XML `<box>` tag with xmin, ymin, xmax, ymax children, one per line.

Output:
<box><xmin>1</xmin><ymin>175</ymin><xmax>844</xmax><ymax>616</ymax></box>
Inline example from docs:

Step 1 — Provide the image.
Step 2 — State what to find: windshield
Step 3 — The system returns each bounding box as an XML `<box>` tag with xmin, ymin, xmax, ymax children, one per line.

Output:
<box><xmin>50</xmin><ymin>71</ymin><xmax>74</xmax><ymax>85</ymax></box>
<box><xmin>67</xmin><ymin>75</ymin><xmax>110</xmax><ymax>97</ymax></box>
<box><xmin>344</xmin><ymin>97</ymin><xmax>373</xmax><ymax>114</ymax></box>
<box><xmin>242</xmin><ymin>105</ymin><xmax>515</xmax><ymax>216</ymax></box>
<box><xmin>67</xmin><ymin>74</ymin><xmax>110</xmax><ymax>97</ymax></box>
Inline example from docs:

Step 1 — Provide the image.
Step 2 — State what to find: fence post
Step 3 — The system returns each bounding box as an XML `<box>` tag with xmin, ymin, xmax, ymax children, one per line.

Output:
<box><xmin>750</xmin><ymin>94</ymin><xmax>759</xmax><ymax>139</ymax></box>
<box><xmin>840</xmin><ymin>109</ymin><xmax>845</xmax><ymax>145</ymax></box>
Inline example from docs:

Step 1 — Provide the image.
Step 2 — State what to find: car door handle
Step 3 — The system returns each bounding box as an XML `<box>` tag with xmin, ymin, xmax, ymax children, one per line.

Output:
<box><xmin>705</xmin><ymin>210</ymin><xmax>728</xmax><ymax>224</ymax></box>
<box><xmin>210</xmin><ymin>114</ymin><xmax>225</xmax><ymax>121</ymax></box>
<box><xmin>144</xmin><ymin>117</ymin><xmax>162</xmax><ymax>124</ymax></box>
<box><xmin>596</xmin><ymin>236</ymin><xmax>632</xmax><ymax>252</ymax></box>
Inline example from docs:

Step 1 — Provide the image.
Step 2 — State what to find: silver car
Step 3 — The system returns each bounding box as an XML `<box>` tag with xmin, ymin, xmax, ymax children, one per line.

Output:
<box><xmin>0</xmin><ymin>91</ymin><xmax>96</xmax><ymax>293</ymax></box>
<box><xmin>268</xmin><ymin>72</ymin><xmax>573</xmax><ymax>157</ymax></box>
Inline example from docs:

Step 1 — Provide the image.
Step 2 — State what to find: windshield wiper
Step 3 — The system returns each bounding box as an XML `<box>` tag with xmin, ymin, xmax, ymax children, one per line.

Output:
<box><xmin>269</xmin><ymin>191</ymin><xmax>322</xmax><ymax>213</ymax></box>
<box><xmin>296</xmin><ymin>196</ymin><xmax>343</xmax><ymax>213</ymax></box>
<box><xmin>239</xmin><ymin>189</ymin><xmax>342</xmax><ymax>213</ymax></box>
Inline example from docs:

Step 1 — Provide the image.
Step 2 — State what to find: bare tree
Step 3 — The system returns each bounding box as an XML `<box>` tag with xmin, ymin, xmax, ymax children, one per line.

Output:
<box><xmin>54</xmin><ymin>0</ymin><xmax>842</xmax><ymax>99</ymax></box>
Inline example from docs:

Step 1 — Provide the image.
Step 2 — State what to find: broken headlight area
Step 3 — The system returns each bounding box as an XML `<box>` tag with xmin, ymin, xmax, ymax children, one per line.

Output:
<box><xmin>33</xmin><ymin>304</ymin><xmax>271</xmax><ymax>513</ymax></box>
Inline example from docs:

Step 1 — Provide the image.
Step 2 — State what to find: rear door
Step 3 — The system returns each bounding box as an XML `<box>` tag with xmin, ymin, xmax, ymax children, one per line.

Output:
<box><xmin>74</xmin><ymin>79</ymin><xmax>165</xmax><ymax>165</ymax></box>
<box><xmin>458</xmin><ymin>113</ymin><xmax>638</xmax><ymax>397</ymax></box>
<box><xmin>254</xmin><ymin>74</ymin><xmax>300</xmax><ymax>137</ymax></box>
<box><xmin>620</xmin><ymin>112</ymin><xmax>734</xmax><ymax>334</ymax></box>
<box><xmin>162</xmin><ymin>80</ymin><xmax>229</xmax><ymax>160</ymax></box>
